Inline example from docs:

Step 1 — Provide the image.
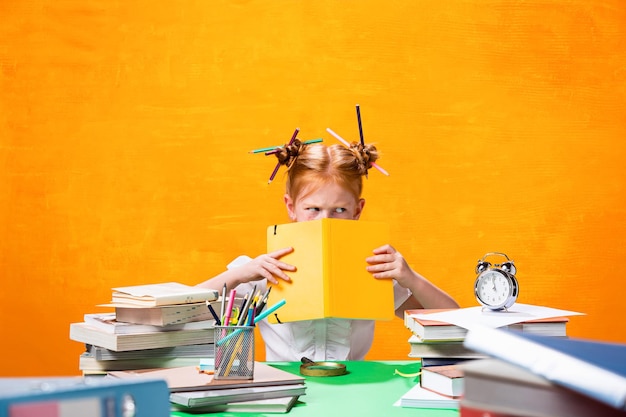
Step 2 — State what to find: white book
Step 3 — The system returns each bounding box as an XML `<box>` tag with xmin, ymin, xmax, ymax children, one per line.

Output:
<box><xmin>111</xmin><ymin>282</ymin><xmax>219</xmax><ymax>307</ymax></box>
<box><xmin>395</xmin><ymin>383</ymin><xmax>459</xmax><ymax>409</ymax></box>
<box><xmin>171</xmin><ymin>395</ymin><xmax>300</xmax><ymax>414</ymax></box>
<box><xmin>79</xmin><ymin>352</ymin><xmax>206</xmax><ymax>372</ymax></box>
<box><xmin>84</xmin><ymin>312</ymin><xmax>215</xmax><ymax>334</ymax></box>
<box><xmin>170</xmin><ymin>384</ymin><xmax>306</xmax><ymax>408</ymax></box>
<box><xmin>87</xmin><ymin>343</ymin><xmax>212</xmax><ymax>361</ymax></box>
<box><xmin>69</xmin><ymin>322</ymin><xmax>214</xmax><ymax>351</ymax></box>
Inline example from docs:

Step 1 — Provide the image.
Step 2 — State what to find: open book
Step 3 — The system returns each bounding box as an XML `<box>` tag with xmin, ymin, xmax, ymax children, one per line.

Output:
<box><xmin>266</xmin><ymin>219</ymin><xmax>394</xmax><ymax>323</ymax></box>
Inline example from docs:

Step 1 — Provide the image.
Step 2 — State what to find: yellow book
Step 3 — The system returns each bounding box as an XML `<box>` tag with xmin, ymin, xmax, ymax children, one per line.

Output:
<box><xmin>266</xmin><ymin>218</ymin><xmax>394</xmax><ymax>323</ymax></box>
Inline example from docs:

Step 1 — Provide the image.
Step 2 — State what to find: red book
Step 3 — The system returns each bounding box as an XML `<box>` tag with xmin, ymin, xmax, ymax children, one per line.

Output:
<box><xmin>420</xmin><ymin>364</ymin><xmax>464</xmax><ymax>398</ymax></box>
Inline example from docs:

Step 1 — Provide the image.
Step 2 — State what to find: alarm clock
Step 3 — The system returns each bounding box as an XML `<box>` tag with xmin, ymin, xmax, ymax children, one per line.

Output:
<box><xmin>474</xmin><ymin>252</ymin><xmax>518</xmax><ymax>311</ymax></box>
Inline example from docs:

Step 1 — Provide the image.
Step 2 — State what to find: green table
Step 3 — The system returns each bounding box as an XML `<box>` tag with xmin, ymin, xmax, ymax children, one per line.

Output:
<box><xmin>171</xmin><ymin>361</ymin><xmax>459</xmax><ymax>417</ymax></box>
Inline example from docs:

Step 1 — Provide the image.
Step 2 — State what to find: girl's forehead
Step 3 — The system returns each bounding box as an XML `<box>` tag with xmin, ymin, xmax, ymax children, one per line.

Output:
<box><xmin>296</xmin><ymin>183</ymin><xmax>358</xmax><ymax>205</ymax></box>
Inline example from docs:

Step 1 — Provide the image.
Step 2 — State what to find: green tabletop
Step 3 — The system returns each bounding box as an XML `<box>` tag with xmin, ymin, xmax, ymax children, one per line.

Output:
<box><xmin>171</xmin><ymin>360</ymin><xmax>459</xmax><ymax>417</ymax></box>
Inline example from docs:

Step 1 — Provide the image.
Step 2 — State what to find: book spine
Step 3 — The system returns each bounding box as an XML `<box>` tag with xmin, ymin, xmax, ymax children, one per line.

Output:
<box><xmin>464</xmin><ymin>326</ymin><xmax>626</xmax><ymax>410</ymax></box>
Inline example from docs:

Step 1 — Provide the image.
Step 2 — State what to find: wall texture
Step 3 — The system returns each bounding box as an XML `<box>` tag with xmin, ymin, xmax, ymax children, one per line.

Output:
<box><xmin>1</xmin><ymin>1</ymin><xmax>625</xmax><ymax>376</ymax></box>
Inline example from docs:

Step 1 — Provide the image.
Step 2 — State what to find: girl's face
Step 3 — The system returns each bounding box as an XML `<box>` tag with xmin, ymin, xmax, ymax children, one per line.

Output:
<box><xmin>284</xmin><ymin>182</ymin><xmax>365</xmax><ymax>222</ymax></box>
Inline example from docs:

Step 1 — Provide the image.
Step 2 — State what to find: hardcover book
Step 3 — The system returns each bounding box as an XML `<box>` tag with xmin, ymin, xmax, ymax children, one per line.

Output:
<box><xmin>79</xmin><ymin>352</ymin><xmax>207</xmax><ymax>374</ymax></box>
<box><xmin>464</xmin><ymin>326</ymin><xmax>626</xmax><ymax>411</ymax></box>
<box><xmin>84</xmin><ymin>313</ymin><xmax>215</xmax><ymax>334</ymax></box>
<box><xmin>109</xmin><ymin>362</ymin><xmax>305</xmax><ymax>393</ymax></box>
<box><xmin>420</xmin><ymin>364</ymin><xmax>464</xmax><ymax>398</ymax></box>
<box><xmin>266</xmin><ymin>218</ymin><xmax>394</xmax><ymax>323</ymax></box>
<box><xmin>87</xmin><ymin>343</ymin><xmax>212</xmax><ymax>361</ymax></box>
<box><xmin>69</xmin><ymin>322</ymin><xmax>214</xmax><ymax>351</ymax></box>
<box><xmin>113</xmin><ymin>302</ymin><xmax>215</xmax><ymax>326</ymax></box>
<box><xmin>170</xmin><ymin>383</ymin><xmax>306</xmax><ymax>409</ymax></box>
<box><xmin>171</xmin><ymin>395</ymin><xmax>301</xmax><ymax>414</ymax></box>
<box><xmin>461</xmin><ymin>358</ymin><xmax>626</xmax><ymax>417</ymax></box>
<box><xmin>396</xmin><ymin>383</ymin><xmax>459</xmax><ymax>409</ymax></box>
<box><xmin>111</xmin><ymin>282</ymin><xmax>219</xmax><ymax>307</ymax></box>
<box><xmin>407</xmin><ymin>335</ymin><xmax>487</xmax><ymax>359</ymax></box>
<box><xmin>405</xmin><ymin>309</ymin><xmax>569</xmax><ymax>342</ymax></box>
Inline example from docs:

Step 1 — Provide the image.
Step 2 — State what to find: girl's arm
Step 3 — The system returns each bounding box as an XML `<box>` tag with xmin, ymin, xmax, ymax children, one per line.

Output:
<box><xmin>197</xmin><ymin>247</ymin><xmax>295</xmax><ymax>290</ymax></box>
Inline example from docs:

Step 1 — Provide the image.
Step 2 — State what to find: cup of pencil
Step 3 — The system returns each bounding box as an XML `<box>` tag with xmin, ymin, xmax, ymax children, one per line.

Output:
<box><xmin>214</xmin><ymin>325</ymin><xmax>255</xmax><ymax>380</ymax></box>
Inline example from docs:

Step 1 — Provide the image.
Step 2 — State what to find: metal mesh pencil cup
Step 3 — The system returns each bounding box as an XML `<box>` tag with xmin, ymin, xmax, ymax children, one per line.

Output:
<box><xmin>214</xmin><ymin>326</ymin><xmax>255</xmax><ymax>380</ymax></box>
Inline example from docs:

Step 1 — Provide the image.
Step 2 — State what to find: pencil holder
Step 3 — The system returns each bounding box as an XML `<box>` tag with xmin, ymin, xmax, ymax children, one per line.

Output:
<box><xmin>214</xmin><ymin>326</ymin><xmax>255</xmax><ymax>380</ymax></box>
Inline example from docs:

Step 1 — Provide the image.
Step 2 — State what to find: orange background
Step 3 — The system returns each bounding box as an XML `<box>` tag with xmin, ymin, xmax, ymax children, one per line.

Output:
<box><xmin>1</xmin><ymin>1</ymin><xmax>625</xmax><ymax>376</ymax></box>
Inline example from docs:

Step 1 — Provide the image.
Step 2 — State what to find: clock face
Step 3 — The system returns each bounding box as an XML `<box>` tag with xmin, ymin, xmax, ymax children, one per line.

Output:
<box><xmin>475</xmin><ymin>269</ymin><xmax>517</xmax><ymax>309</ymax></box>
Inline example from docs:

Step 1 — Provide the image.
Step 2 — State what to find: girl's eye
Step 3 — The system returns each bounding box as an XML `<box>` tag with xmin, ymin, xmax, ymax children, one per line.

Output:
<box><xmin>306</xmin><ymin>207</ymin><xmax>321</xmax><ymax>212</ymax></box>
<box><xmin>334</xmin><ymin>208</ymin><xmax>346</xmax><ymax>213</ymax></box>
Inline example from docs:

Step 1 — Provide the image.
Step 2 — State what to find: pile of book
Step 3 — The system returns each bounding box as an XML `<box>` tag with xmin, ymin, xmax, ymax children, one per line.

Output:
<box><xmin>69</xmin><ymin>281</ymin><xmax>306</xmax><ymax>413</ymax></box>
<box><xmin>397</xmin><ymin>304</ymin><xmax>579</xmax><ymax>410</ymax></box>
<box><xmin>403</xmin><ymin>307</ymin><xmax>570</xmax><ymax>368</ymax></box>
<box><xmin>461</xmin><ymin>325</ymin><xmax>626</xmax><ymax>417</ymax></box>
<box><xmin>108</xmin><ymin>361</ymin><xmax>306</xmax><ymax>413</ymax></box>
<box><xmin>69</xmin><ymin>282</ymin><xmax>221</xmax><ymax>375</ymax></box>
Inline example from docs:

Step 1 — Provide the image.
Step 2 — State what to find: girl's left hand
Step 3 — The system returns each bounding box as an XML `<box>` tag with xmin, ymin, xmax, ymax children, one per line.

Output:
<box><xmin>365</xmin><ymin>244</ymin><xmax>413</xmax><ymax>286</ymax></box>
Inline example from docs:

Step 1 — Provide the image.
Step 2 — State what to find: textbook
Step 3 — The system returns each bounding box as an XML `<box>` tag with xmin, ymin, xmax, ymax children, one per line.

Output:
<box><xmin>405</xmin><ymin>309</ymin><xmax>569</xmax><ymax>341</ymax></box>
<box><xmin>404</xmin><ymin>309</ymin><xmax>468</xmax><ymax>341</ymax></box>
<box><xmin>113</xmin><ymin>302</ymin><xmax>215</xmax><ymax>326</ymax></box>
<box><xmin>111</xmin><ymin>282</ymin><xmax>219</xmax><ymax>307</ymax></box>
<box><xmin>407</xmin><ymin>335</ymin><xmax>487</xmax><ymax>359</ymax></box>
<box><xmin>420</xmin><ymin>364</ymin><xmax>464</xmax><ymax>398</ymax></box>
<box><xmin>171</xmin><ymin>395</ymin><xmax>301</xmax><ymax>414</ymax></box>
<box><xmin>464</xmin><ymin>326</ymin><xmax>626</xmax><ymax>411</ymax></box>
<box><xmin>87</xmin><ymin>343</ymin><xmax>212</xmax><ymax>361</ymax></box>
<box><xmin>79</xmin><ymin>352</ymin><xmax>205</xmax><ymax>374</ymax></box>
<box><xmin>266</xmin><ymin>218</ymin><xmax>394</xmax><ymax>323</ymax></box>
<box><xmin>461</xmin><ymin>358</ymin><xmax>626</xmax><ymax>417</ymax></box>
<box><xmin>170</xmin><ymin>383</ymin><xmax>306</xmax><ymax>408</ymax></box>
<box><xmin>69</xmin><ymin>322</ymin><xmax>214</xmax><ymax>351</ymax></box>
<box><xmin>396</xmin><ymin>383</ymin><xmax>459</xmax><ymax>409</ymax></box>
<box><xmin>109</xmin><ymin>362</ymin><xmax>305</xmax><ymax>393</ymax></box>
<box><xmin>84</xmin><ymin>313</ymin><xmax>215</xmax><ymax>334</ymax></box>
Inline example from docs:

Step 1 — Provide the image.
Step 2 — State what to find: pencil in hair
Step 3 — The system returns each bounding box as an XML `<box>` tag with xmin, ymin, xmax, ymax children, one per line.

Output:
<box><xmin>356</xmin><ymin>104</ymin><xmax>365</xmax><ymax>147</ymax></box>
<box><xmin>268</xmin><ymin>127</ymin><xmax>300</xmax><ymax>184</ymax></box>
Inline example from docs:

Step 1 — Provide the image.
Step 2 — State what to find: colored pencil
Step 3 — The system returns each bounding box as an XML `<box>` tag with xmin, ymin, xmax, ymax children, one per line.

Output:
<box><xmin>326</xmin><ymin>127</ymin><xmax>389</xmax><ymax>176</ymax></box>
<box><xmin>268</xmin><ymin>128</ymin><xmax>299</xmax><ymax>184</ymax></box>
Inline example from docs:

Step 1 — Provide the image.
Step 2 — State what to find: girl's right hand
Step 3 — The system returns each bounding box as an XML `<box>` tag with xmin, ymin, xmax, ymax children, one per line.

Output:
<box><xmin>236</xmin><ymin>247</ymin><xmax>296</xmax><ymax>284</ymax></box>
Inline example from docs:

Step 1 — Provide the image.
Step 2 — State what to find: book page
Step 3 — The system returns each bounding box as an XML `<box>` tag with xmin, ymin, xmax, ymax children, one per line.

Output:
<box><xmin>410</xmin><ymin>304</ymin><xmax>584</xmax><ymax>330</ymax></box>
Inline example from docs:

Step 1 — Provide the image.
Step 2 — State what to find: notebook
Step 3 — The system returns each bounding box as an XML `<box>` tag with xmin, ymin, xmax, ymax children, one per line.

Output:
<box><xmin>266</xmin><ymin>218</ymin><xmax>394</xmax><ymax>323</ymax></box>
<box><xmin>108</xmin><ymin>362</ymin><xmax>305</xmax><ymax>393</ymax></box>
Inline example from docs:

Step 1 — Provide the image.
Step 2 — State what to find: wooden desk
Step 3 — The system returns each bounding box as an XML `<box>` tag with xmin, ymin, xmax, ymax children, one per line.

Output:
<box><xmin>171</xmin><ymin>361</ymin><xmax>459</xmax><ymax>417</ymax></box>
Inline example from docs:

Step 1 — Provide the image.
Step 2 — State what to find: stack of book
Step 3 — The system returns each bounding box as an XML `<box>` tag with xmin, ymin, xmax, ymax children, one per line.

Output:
<box><xmin>69</xmin><ymin>282</ymin><xmax>220</xmax><ymax>375</ymax></box>
<box><xmin>109</xmin><ymin>362</ymin><xmax>307</xmax><ymax>413</ymax></box>
<box><xmin>395</xmin><ymin>364</ymin><xmax>463</xmax><ymax>410</ymax></box>
<box><xmin>397</xmin><ymin>304</ymin><xmax>582</xmax><ymax>410</ymax></box>
<box><xmin>403</xmin><ymin>308</ymin><xmax>570</xmax><ymax>368</ymax></box>
<box><xmin>461</xmin><ymin>326</ymin><xmax>626</xmax><ymax>417</ymax></box>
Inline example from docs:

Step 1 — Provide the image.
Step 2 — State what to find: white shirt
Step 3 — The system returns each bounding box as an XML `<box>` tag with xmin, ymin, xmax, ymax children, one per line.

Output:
<box><xmin>232</xmin><ymin>272</ymin><xmax>411</xmax><ymax>361</ymax></box>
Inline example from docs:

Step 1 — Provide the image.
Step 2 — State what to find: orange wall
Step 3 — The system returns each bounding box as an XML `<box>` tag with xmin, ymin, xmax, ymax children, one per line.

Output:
<box><xmin>1</xmin><ymin>1</ymin><xmax>625</xmax><ymax>376</ymax></box>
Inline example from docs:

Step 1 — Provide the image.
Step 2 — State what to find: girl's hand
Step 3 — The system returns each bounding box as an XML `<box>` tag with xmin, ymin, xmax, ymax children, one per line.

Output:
<box><xmin>237</xmin><ymin>247</ymin><xmax>296</xmax><ymax>285</ymax></box>
<box><xmin>365</xmin><ymin>244</ymin><xmax>413</xmax><ymax>287</ymax></box>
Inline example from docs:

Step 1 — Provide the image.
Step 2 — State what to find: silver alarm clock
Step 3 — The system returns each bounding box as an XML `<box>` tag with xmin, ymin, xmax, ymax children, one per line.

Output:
<box><xmin>474</xmin><ymin>252</ymin><xmax>519</xmax><ymax>311</ymax></box>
